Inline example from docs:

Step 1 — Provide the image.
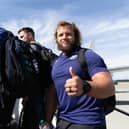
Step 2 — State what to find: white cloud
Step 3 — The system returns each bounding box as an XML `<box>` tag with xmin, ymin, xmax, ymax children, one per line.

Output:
<box><xmin>105</xmin><ymin>54</ymin><xmax>129</xmax><ymax>68</ymax></box>
<box><xmin>84</xmin><ymin>18</ymin><xmax>129</xmax><ymax>37</ymax></box>
<box><xmin>1</xmin><ymin>9</ymin><xmax>129</xmax><ymax>68</ymax></box>
<box><xmin>0</xmin><ymin>10</ymin><xmax>67</xmax><ymax>54</ymax></box>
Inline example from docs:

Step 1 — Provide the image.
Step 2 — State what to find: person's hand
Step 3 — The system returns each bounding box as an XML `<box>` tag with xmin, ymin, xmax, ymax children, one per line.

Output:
<box><xmin>65</xmin><ymin>67</ymin><xmax>84</xmax><ymax>96</ymax></box>
<box><xmin>21</xmin><ymin>96</ymin><xmax>29</xmax><ymax>107</ymax></box>
<box><xmin>46</xmin><ymin>122</ymin><xmax>54</xmax><ymax>129</ymax></box>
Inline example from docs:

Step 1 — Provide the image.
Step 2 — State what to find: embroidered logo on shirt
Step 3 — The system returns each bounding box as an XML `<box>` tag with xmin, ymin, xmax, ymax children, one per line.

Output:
<box><xmin>69</xmin><ymin>55</ymin><xmax>77</xmax><ymax>60</ymax></box>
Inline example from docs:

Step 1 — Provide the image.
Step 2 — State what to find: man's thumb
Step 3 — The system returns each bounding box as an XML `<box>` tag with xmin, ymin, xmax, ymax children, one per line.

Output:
<box><xmin>69</xmin><ymin>67</ymin><xmax>76</xmax><ymax>77</ymax></box>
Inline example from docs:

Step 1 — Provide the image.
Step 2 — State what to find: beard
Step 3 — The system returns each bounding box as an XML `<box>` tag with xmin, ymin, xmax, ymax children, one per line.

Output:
<box><xmin>57</xmin><ymin>42</ymin><xmax>77</xmax><ymax>55</ymax></box>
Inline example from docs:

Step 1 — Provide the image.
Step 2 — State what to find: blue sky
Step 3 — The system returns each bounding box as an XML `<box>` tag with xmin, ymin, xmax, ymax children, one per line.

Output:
<box><xmin>1</xmin><ymin>0</ymin><xmax>129</xmax><ymax>79</ymax></box>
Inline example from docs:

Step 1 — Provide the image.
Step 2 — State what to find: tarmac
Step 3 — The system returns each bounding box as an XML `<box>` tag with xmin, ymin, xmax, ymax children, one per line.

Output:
<box><xmin>106</xmin><ymin>81</ymin><xmax>129</xmax><ymax>129</ymax></box>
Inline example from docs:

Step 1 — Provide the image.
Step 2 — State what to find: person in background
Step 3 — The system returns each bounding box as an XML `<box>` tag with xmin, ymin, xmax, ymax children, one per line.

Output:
<box><xmin>18</xmin><ymin>27</ymin><xmax>57</xmax><ymax>129</ymax></box>
<box><xmin>46</xmin><ymin>21</ymin><xmax>115</xmax><ymax>129</ymax></box>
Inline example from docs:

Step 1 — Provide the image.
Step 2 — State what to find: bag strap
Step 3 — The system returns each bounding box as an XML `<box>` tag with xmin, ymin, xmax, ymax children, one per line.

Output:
<box><xmin>78</xmin><ymin>48</ymin><xmax>89</xmax><ymax>72</ymax></box>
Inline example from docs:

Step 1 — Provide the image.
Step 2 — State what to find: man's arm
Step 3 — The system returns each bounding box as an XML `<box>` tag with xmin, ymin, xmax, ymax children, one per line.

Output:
<box><xmin>46</xmin><ymin>84</ymin><xmax>57</xmax><ymax>127</ymax></box>
<box><xmin>65</xmin><ymin>67</ymin><xmax>115</xmax><ymax>99</ymax></box>
<box><xmin>86</xmin><ymin>71</ymin><xmax>115</xmax><ymax>98</ymax></box>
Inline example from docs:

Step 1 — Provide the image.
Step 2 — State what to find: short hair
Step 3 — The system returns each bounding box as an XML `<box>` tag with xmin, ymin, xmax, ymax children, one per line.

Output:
<box><xmin>18</xmin><ymin>27</ymin><xmax>35</xmax><ymax>38</ymax></box>
<box><xmin>54</xmin><ymin>21</ymin><xmax>81</xmax><ymax>46</ymax></box>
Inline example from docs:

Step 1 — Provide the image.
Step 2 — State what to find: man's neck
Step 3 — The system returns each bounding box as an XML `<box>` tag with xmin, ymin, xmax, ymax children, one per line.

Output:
<box><xmin>30</xmin><ymin>40</ymin><xmax>36</xmax><ymax>44</ymax></box>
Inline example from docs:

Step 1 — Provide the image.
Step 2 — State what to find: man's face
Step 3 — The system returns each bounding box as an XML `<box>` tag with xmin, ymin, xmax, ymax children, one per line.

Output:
<box><xmin>56</xmin><ymin>26</ymin><xmax>75</xmax><ymax>54</ymax></box>
<box><xmin>18</xmin><ymin>31</ymin><xmax>33</xmax><ymax>43</ymax></box>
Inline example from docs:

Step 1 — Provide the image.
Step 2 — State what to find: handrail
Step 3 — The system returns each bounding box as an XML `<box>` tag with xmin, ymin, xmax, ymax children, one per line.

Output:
<box><xmin>115</xmin><ymin>107</ymin><xmax>129</xmax><ymax>116</ymax></box>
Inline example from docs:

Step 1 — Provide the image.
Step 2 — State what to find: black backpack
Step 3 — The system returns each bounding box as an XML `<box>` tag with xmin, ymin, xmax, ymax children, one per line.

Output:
<box><xmin>0</xmin><ymin>32</ymin><xmax>53</xmax><ymax>98</ymax></box>
<box><xmin>78</xmin><ymin>48</ymin><xmax>116</xmax><ymax>115</ymax></box>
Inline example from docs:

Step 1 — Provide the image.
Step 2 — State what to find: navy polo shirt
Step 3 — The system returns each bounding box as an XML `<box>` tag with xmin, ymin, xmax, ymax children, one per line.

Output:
<box><xmin>52</xmin><ymin>48</ymin><xmax>108</xmax><ymax>126</ymax></box>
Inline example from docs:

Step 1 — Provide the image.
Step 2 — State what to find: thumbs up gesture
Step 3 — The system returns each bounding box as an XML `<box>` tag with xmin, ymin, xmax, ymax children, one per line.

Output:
<box><xmin>65</xmin><ymin>67</ymin><xmax>84</xmax><ymax>96</ymax></box>
<box><xmin>69</xmin><ymin>66</ymin><xmax>76</xmax><ymax>77</ymax></box>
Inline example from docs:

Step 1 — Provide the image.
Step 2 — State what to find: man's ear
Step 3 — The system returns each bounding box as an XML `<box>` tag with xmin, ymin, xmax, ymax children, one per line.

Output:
<box><xmin>55</xmin><ymin>39</ymin><xmax>58</xmax><ymax>44</ymax></box>
<box><xmin>28</xmin><ymin>32</ymin><xmax>34</xmax><ymax>41</ymax></box>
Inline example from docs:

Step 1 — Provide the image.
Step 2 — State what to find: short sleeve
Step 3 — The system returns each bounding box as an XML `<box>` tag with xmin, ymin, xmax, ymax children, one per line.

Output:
<box><xmin>85</xmin><ymin>49</ymin><xmax>109</xmax><ymax>77</ymax></box>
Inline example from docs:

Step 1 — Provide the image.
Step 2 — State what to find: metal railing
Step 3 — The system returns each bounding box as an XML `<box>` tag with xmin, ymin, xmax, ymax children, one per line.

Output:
<box><xmin>115</xmin><ymin>107</ymin><xmax>129</xmax><ymax>116</ymax></box>
<box><xmin>114</xmin><ymin>80</ymin><xmax>129</xmax><ymax>116</ymax></box>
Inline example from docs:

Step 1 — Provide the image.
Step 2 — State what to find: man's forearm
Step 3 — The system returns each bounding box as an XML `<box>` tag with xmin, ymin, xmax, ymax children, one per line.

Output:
<box><xmin>46</xmin><ymin>84</ymin><xmax>57</xmax><ymax>124</ymax></box>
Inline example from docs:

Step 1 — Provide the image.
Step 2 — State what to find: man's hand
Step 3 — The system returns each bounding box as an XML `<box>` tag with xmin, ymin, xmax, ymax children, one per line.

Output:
<box><xmin>65</xmin><ymin>67</ymin><xmax>84</xmax><ymax>96</ymax></box>
<box><xmin>22</xmin><ymin>96</ymin><xmax>29</xmax><ymax>107</ymax></box>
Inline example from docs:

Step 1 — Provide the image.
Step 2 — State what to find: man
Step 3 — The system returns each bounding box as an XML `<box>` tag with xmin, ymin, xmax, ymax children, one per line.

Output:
<box><xmin>18</xmin><ymin>27</ymin><xmax>57</xmax><ymax>129</ymax></box>
<box><xmin>18</xmin><ymin>27</ymin><xmax>43</xmax><ymax>129</ymax></box>
<box><xmin>18</xmin><ymin>27</ymin><xmax>36</xmax><ymax>43</ymax></box>
<box><xmin>47</xmin><ymin>21</ymin><xmax>115</xmax><ymax>129</ymax></box>
<box><xmin>18</xmin><ymin>27</ymin><xmax>57</xmax><ymax>65</ymax></box>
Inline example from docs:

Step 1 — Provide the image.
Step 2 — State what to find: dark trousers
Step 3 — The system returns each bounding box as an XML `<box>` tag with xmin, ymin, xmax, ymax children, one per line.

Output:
<box><xmin>0</xmin><ymin>93</ymin><xmax>16</xmax><ymax>125</ymax></box>
<box><xmin>57</xmin><ymin>119</ymin><xmax>106</xmax><ymax>129</ymax></box>
<box><xmin>21</xmin><ymin>94</ymin><xmax>45</xmax><ymax>129</ymax></box>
